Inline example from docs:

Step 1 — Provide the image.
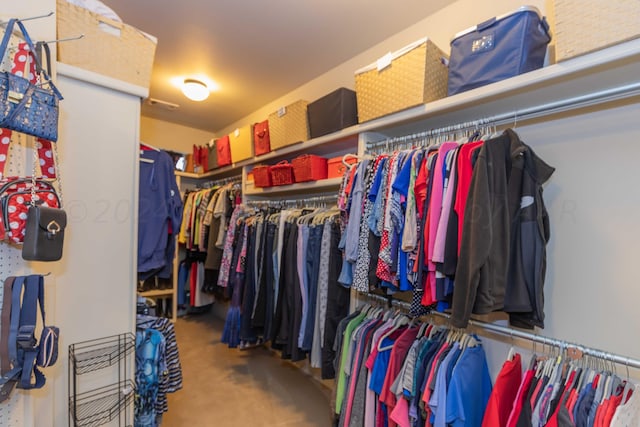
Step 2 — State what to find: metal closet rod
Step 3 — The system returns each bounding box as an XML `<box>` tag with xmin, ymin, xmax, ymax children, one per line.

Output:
<box><xmin>245</xmin><ymin>193</ymin><xmax>338</xmax><ymax>208</ymax></box>
<box><xmin>207</xmin><ymin>175</ymin><xmax>242</xmax><ymax>186</ymax></box>
<box><xmin>361</xmin><ymin>293</ymin><xmax>640</xmax><ymax>370</ymax></box>
<box><xmin>366</xmin><ymin>81</ymin><xmax>640</xmax><ymax>151</ymax></box>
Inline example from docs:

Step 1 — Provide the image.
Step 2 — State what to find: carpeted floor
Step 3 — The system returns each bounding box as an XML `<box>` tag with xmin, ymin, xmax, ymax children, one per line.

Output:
<box><xmin>162</xmin><ymin>310</ymin><xmax>332</xmax><ymax>426</ymax></box>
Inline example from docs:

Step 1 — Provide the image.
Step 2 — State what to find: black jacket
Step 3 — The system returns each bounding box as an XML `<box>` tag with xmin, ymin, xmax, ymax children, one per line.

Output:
<box><xmin>451</xmin><ymin>129</ymin><xmax>555</xmax><ymax>328</ymax></box>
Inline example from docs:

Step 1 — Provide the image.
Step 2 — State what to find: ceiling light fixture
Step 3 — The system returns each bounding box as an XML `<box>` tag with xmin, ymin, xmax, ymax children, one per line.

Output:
<box><xmin>182</xmin><ymin>78</ymin><xmax>209</xmax><ymax>101</ymax></box>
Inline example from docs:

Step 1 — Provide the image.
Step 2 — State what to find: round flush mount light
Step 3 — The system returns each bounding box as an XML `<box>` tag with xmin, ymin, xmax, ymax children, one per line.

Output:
<box><xmin>182</xmin><ymin>78</ymin><xmax>209</xmax><ymax>101</ymax></box>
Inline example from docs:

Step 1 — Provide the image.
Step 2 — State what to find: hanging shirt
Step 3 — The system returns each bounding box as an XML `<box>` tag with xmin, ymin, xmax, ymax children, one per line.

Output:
<box><xmin>482</xmin><ymin>353</ymin><xmax>523</xmax><ymax>427</ymax></box>
<box><xmin>426</xmin><ymin>143</ymin><xmax>459</xmax><ymax>298</ymax></box>
<box><xmin>345</xmin><ymin>160</ymin><xmax>370</xmax><ymax>262</ymax></box>
<box><xmin>453</xmin><ymin>140</ymin><xmax>484</xmax><ymax>253</ymax></box>
<box><xmin>138</xmin><ymin>149</ymin><xmax>183</xmax><ymax>275</ymax></box>
<box><xmin>380</xmin><ymin>326</ymin><xmax>420</xmax><ymax>421</ymax></box>
<box><xmin>445</xmin><ymin>343</ymin><xmax>493</xmax><ymax>427</ymax></box>
<box><xmin>336</xmin><ymin>311</ymin><xmax>368</xmax><ymax>415</ymax></box>
<box><xmin>429</xmin><ymin>342</ymin><xmax>462</xmax><ymax>427</ymax></box>
<box><xmin>432</xmin><ymin>147</ymin><xmax>459</xmax><ymax>264</ymax></box>
<box><xmin>401</xmin><ymin>151</ymin><xmax>423</xmax><ymax>252</ymax></box>
<box><xmin>610</xmin><ymin>384</ymin><xmax>639</xmax><ymax>427</ymax></box>
<box><xmin>507</xmin><ymin>366</ymin><xmax>536</xmax><ymax>427</ymax></box>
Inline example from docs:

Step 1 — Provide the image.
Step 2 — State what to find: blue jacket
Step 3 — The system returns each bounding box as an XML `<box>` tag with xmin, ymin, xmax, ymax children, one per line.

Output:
<box><xmin>138</xmin><ymin>150</ymin><xmax>183</xmax><ymax>276</ymax></box>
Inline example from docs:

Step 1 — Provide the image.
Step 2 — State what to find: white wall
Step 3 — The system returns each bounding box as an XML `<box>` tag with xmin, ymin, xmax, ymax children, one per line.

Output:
<box><xmin>216</xmin><ymin>0</ymin><xmax>546</xmax><ymax>137</ymax></box>
<box><xmin>474</xmin><ymin>102</ymin><xmax>640</xmax><ymax>379</ymax></box>
<box><xmin>140</xmin><ymin>116</ymin><xmax>214</xmax><ymax>154</ymax></box>
<box><xmin>48</xmin><ymin>71</ymin><xmax>140</xmax><ymax>426</ymax></box>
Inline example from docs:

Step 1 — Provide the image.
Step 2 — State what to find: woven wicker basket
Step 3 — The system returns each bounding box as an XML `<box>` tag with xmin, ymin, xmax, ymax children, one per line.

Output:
<box><xmin>554</xmin><ymin>0</ymin><xmax>640</xmax><ymax>61</ymax></box>
<box><xmin>355</xmin><ymin>38</ymin><xmax>448</xmax><ymax>122</ymax></box>
<box><xmin>56</xmin><ymin>0</ymin><xmax>157</xmax><ymax>88</ymax></box>
<box><xmin>268</xmin><ymin>100</ymin><xmax>309</xmax><ymax>150</ymax></box>
<box><xmin>269</xmin><ymin>161</ymin><xmax>294</xmax><ymax>186</ymax></box>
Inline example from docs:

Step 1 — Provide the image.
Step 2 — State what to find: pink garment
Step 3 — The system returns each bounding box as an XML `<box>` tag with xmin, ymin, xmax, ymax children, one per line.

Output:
<box><xmin>390</xmin><ymin>396</ymin><xmax>412</xmax><ymax>427</ymax></box>
<box><xmin>506</xmin><ymin>369</ymin><xmax>536</xmax><ymax>427</ymax></box>
<box><xmin>365</xmin><ymin>322</ymin><xmax>395</xmax><ymax>427</ymax></box>
<box><xmin>365</xmin><ymin>323</ymin><xmax>394</xmax><ymax>370</ymax></box>
<box><xmin>454</xmin><ymin>141</ymin><xmax>484</xmax><ymax>254</ymax></box>
<box><xmin>432</xmin><ymin>147</ymin><xmax>459</xmax><ymax>263</ymax></box>
<box><xmin>380</xmin><ymin>327</ymin><xmax>421</xmax><ymax>427</ymax></box>
<box><xmin>427</xmin><ymin>142</ymin><xmax>459</xmax><ymax>301</ymax></box>
<box><xmin>365</xmin><ymin>369</ymin><xmax>377</xmax><ymax>427</ymax></box>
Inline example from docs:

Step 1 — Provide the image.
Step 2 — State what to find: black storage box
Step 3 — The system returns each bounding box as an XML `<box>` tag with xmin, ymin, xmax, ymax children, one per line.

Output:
<box><xmin>307</xmin><ymin>88</ymin><xmax>358</xmax><ymax>139</ymax></box>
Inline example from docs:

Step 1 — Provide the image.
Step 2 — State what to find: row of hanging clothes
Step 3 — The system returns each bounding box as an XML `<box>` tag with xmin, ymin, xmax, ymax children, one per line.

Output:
<box><xmin>333</xmin><ymin>302</ymin><xmax>639</xmax><ymax>427</ymax></box>
<box><xmin>135</xmin><ymin>298</ymin><xmax>184</xmax><ymax>427</ymax></box>
<box><xmin>219</xmin><ymin>195</ymin><xmax>352</xmax><ymax>378</ymax></box>
<box><xmin>338</xmin><ymin>126</ymin><xmax>555</xmax><ymax>330</ymax></box>
<box><xmin>176</xmin><ymin>178</ymin><xmax>242</xmax><ymax>309</ymax></box>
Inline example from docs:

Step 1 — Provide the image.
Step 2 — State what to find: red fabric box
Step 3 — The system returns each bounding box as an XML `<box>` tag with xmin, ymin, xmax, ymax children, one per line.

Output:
<box><xmin>252</xmin><ymin>165</ymin><xmax>272</xmax><ymax>187</ymax></box>
<box><xmin>328</xmin><ymin>156</ymin><xmax>357</xmax><ymax>178</ymax></box>
<box><xmin>269</xmin><ymin>161</ymin><xmax>294</xmax><ymax>186</ymax></box>
<box><xmin>216</xmin><ymin>135</ymin><xmax>232</xmax><ymax>167</ymax></box>
<box><xmin>253</xmin><ymin>120</ymin><xmax>271</xmax><ymax>156</ymax></box>
<box><xmin>292</xmin><ymin>154</ymin><xmax>328</xmax><ymax>182</ymax></box>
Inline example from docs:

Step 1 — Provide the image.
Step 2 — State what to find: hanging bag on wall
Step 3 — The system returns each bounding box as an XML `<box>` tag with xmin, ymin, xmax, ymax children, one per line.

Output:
<box><xmin>21</xmin><ymin>136</ymin><xmax>66</xmax><ymax>261</ymax></box>
<box><xmin>0</xmin><ymin>275</ymin><xmax>59</xmax><ymax>402</ymax></box>
<box><xmin>0</xmin><ymin>19</ymin><xmax>63</xmax><ymax>141</ymax></box>
<box><xmin>0</xmin><ymin>38</ymin><xmax>66</xmax><ymax>253</ymax></box>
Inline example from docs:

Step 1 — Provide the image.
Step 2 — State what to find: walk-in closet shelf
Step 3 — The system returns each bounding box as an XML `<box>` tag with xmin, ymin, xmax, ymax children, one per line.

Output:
<box><xmin>176</xmin><ymin>37</ymin><xmax>640</xmax><ymax>190</ymax></box>
<box><xmin>244</xmin><ymin>177</ymin><xmax>344</xmax><ymax>197</ymax></box>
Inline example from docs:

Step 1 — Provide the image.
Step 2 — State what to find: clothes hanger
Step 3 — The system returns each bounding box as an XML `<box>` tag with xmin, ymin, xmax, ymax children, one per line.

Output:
<box><xmin>378</xmin><ymin>313</ymin><xmax>410</xmax><ymax>351</ymax></box>
<box><xmin>417</xmin><ymin>321</ymin><xmax>430</xmax><ymax>338</ymax></box>
<box><xmin>507</xmin><ymin>328</ymin><xmax>516</xmax><ymax>361</ymax></box>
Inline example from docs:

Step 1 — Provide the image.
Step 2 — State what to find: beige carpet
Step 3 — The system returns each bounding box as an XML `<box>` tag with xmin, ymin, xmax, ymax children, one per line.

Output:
<box><xmin>162</xmin><ymin>310</ymin><xmax>332</xmax><ymax>426</ymax></box>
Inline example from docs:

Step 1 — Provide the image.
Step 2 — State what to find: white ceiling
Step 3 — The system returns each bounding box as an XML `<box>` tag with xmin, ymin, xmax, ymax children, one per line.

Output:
<box><xmin>101</xmin><ymin>0</ymin><xmax>454</xmax><ymax>132</ymax></box>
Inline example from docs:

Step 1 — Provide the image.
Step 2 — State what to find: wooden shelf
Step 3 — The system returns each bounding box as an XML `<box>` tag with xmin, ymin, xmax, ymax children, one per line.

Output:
<box><xmin>244</xmin><ymin>177</ymin><xmax>343</xmax><ymax>197</ymax></box>
<box><xmin>138</xmin><ymin>289</ymin><xmax>174</xmax><ymax>298</ymax></box>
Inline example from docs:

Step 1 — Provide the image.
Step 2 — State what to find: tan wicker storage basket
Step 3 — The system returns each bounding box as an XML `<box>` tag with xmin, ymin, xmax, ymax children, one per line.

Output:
<box><xmin>56</xmin><ymin>0</ymin><xmax>157</xmax><ymax>88</ymax></box>
<box><xmin>268</xmin><ymin>100</ymin><xmax>309</xmax><ymax>150</ymax></box>
<box><xmin>554</xmin><ymin>0</ymin><xmax>640</xmax><ymax>61</ymax></box>
<box><xmin>355</xmin><ymin>38</ymin><xmax>448</xmax><ymax>123</ymax></box>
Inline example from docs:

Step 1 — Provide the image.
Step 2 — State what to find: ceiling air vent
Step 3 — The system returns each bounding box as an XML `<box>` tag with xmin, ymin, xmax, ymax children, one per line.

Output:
<box><xmin>146</xmin><ymin>98</ymin><xmax>180</xmax><ymax>111</ymax></box>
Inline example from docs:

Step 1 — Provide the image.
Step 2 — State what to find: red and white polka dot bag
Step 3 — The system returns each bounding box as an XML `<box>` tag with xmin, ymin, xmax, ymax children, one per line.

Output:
<box><xmin>0</xmin><ymin>41</ymin><xmax>62</xmax><ymax>245</ymax></box>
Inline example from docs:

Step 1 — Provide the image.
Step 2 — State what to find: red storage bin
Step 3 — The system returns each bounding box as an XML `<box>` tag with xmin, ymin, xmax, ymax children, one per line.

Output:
<box><xmin>269</xmin><ymin>161</ymin><xmax>294</xmax><ymax>186</ymax></box>
<box><xmin>253</xmin><ymin>120</ymin><xmax>271</xmax><ymax>156</ymax></box>
<box><xmin>292</xmin><ymin>154</ymin><xmax>328</xmax><ymax>182</ymax></box>
<box><xmin>327</xmin><ymin>156</ymin><xmax>357</xmax><ymax>178</ymax></box>
<box><xmin>216</xmin><ymin>135</ymin><xmax>232</xmax><ymax>167</ymax></box>
<box><xmin>252</xmin><ymin>165</ymin><xmax>272</xmax><ymax>188</ymax></box>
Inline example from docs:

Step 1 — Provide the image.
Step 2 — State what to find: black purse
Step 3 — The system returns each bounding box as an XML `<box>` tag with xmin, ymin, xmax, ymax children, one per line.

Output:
<box><xmin>22</xmin><ymin>205</ymin><xmax>67</xmax><ymax>262</ymax></box>
<box><xmin>21</xmin><ymin>139</ymin><xmax>66</xmax><ymax>262</ymax></box>
<box><xmin>0</xmin><ymin>19</ymin><xmax>63</xmax><ymax>141</ymax></box>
